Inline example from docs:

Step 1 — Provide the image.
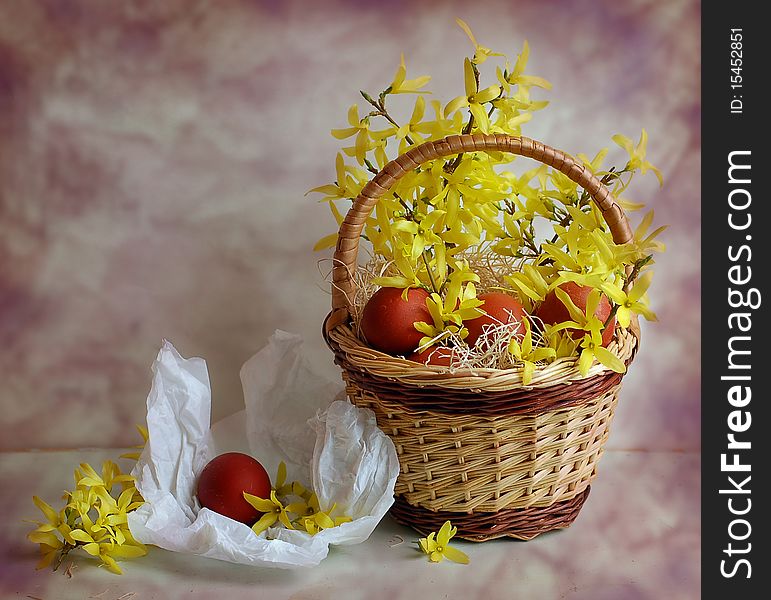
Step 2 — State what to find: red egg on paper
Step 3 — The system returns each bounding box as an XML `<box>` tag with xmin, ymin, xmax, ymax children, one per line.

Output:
<box><xmin>196</xmin><ymin>452</ymin><xmax>272</xmax><ymax>525</ymax></box>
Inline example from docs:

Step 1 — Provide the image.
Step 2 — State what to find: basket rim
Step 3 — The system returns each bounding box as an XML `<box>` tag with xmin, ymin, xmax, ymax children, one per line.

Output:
<box><xmin>324</xmin><ymin>313</ymin><xmax>637</xmax><ymax>393</ymax></box>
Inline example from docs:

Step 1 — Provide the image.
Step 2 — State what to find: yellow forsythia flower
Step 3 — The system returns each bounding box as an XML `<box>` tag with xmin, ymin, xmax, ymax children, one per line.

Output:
<box><xmin>418</xmin><ymin>521</ymin><xmax>469</xmax><ymax>564</ymax></box>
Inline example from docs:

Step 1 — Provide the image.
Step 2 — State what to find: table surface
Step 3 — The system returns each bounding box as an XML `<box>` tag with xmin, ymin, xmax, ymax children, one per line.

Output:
<box><xmin>1</xmin><ymin>448</ymin><xmax>700</xmax><ymax>600</ymax></box>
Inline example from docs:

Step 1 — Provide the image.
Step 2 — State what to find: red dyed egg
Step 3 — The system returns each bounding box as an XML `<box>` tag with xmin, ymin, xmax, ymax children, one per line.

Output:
<box><xmin>196</xmin><ymin>452</ymin><xmax>271</xmax><ymax>525</ymax></box>
<box><xmin>463</xmin><ymin>292</ymin><xmax>527</xmax><ymax>347</ymax></box>
<box><xmin>408</xmin><ymin>345</ymin><xmax>455</xmax><ymax>366</ymax></box>
<box><xmin>534</xmin><ymin>282</ymin><xmax>616</xmax><ymax>347</ymax></box>
<box><xmin>360</xmin><ymin>287</ymin><xmax>432</xmax><ymax>355</ymax></box>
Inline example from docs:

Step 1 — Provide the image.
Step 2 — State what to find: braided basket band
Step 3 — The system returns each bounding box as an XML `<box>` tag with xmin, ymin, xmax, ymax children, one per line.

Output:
<box><xmin>325</xmin><ymin>133</ymin><xmax>634</xmax><ymax>333</ymax></box>
<box><xmin>332</xmin><ymin>344</ymin><xmax>623</xmax><ymax>416</ymax></box>
<box><xmin>389</xmin><ymin>487</ymin><xmax>591</xmax><ymax>542</ymax></box>
<box><xmin>324</xmin><ymin>319</ymin><xmax>636</xmax><ymax>405</ymax></box>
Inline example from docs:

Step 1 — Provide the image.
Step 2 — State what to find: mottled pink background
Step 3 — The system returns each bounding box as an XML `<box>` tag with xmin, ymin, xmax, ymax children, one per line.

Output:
<box><xmin>0</xmin><ymin>0</ymin><xmax>699</xmax><ymax>453</ymax></box>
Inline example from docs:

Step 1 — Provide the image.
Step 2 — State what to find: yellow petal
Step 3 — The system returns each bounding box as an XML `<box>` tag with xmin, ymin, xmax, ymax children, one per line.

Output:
<box><xmin>99</xmin><ymin>553</ymin><xmax>122</xmax><ymax>574</ymax></box>
<box><xmin>474</xmin><ymin>84</ymin><xmax>501</xmax><ymax>104</ymax></box>
<box><xmin>637</xmin><ymin>304</ymin><xmax>658</xmax><ymax>322</ymax></box>
<box><xmin>330</xmin><ymin>127</ymin><xmax>358</xmax><ymax>140</ymax></box>
<box><xmin>585</xmin><ymin>289</ymin><xmax>600</xmax><ymax>319</ymax></box>
<box><xmin>33</xmin><ymin>496</ymin><xmax>59</xmax><ymax>524</ymax></box>
<box><xmin>512</xmin><ymin>40</ymin><xmax>530</xmax><ymax>78</ymax></box>
<box><xmin>612</xmin><ymin>133</ymin><xmax>634</xmax><ymax>154</ymax></box>
<box><xmin>628</xmin><ymin>271</ymin><xmax>653</xmax><ymax>302</ymax></box>
<box><xmin>291</xmin><ymin>480</ymin><xmax>309</xmax><ymax>499</ymax></box>
<box><xmin>371</xmin><ymin>275</ymin><xmax>413</xmax><ymax>288</ymax></box>
<box><xmin>35</xmin><ymin>548</ymin><xmax>59</xmax><ymax>570</ymax></box>
<box><xmin>506</xmin><ymin>276</ymin><xmax>541</xmax><ymax>302</ymax></box>
<box><xmin>354</xmin><ymin>130</ymin><xmax>370</xmax><ymax>164</ymax></box>
<box><xmin>334</xmin><ymin>153</ymin><xmax>347</xmax><ymax>186</ymax></box>
<box><xmin>136</xmin><ymin>424</ymin><xmax>149</xmax><ymax>443</ymax></box>
<box><xmin>413</xmin><ymin>321</ymin><xmax>438</xmax><ymax>337</ymax></box>
<box><xmin>110</xmin><ymin>544</ymin><xmax>147</xmax><ymax>559</ymax></box>
<box><xmin>27</xmin><ymin>531</ymin><xmax>61</xmax><ymax>546</ymax></box>
<box><xmin>463</xmin><ymin>58</ymin><xmax>477</xmax><ymax>97</ymax></box>
<box><xmin>395</xmin><ymin>75</ymin><xmax>432</xmax><ymax>94</ymax></box>
<box><xmin>390</xmin><ymin>56</ymin><xmax>406</xmax><ymax>90</ymax></box>
<box><xmin>329</xmin><ymin>199</ymin><xmax>346</xmax><ymax>225</ymax></box>
<box><xmin>69</xmin><ymin>529</ymin><xmax>95</xmax><ymax>543</ymax></box>
<box><xmin>578</xmin><ymin>348</ymin><xmax>594</xmax><ymax>376</ymax></box>
<box><xmin>444</xmin><ymin>95</ymin><xmax>469</xmax><ymax>116</ymax></box>
<box><xmin>347</xmin><ymin>104</ymin><xmax>360</xmax><ymax>126</ymax></box>
<box><xmin>468</xmin><ymin>103</ymin><xmax>490</xmax><ymax>133</ymax></box>
<box><xmin>442</xmin><ymin>545</ymin><xmax>470</xmax><ymax>564</ymax></box>
<box><xmin>77</xmin><ymin>477</ymin><xmax>104</xmax><ymax>488</ymax></box>
<box><xmin>517</xmin><ymin>74</ymin><xmax>552</xmax><ymax>89</ymax></box>
<box><xmin>243</xmin><ymin>492</ymin><xmax>276</xmax><ymax>513</ymax></box>
<box><xmin>82</xmin><ymin>542</ymin><xmax>101</xmax><ymax>556</ymax></box>
<box><xmin>420</xmin><ymin>532</ymin><xmax>437</xmax><ymax>554</ymax></box>
<box><xmin>522</xmin><ymin>361</ymin><xmax>535</xmax><ymax>386</ymax></box>
<box><xmin>314</xmin><ymin>512</ymin><xmax>336</xmax><ymax>530</ymax></box>
<box><xmin>515</xmin><ymin>314</ymin><xmax>530</xmax><ymax>345</ymax></box>
<box><xmin>455</xmin><ymin>18</ymin><xmax>478</xmax><ymax>48</ymax></box>
<box><xmin>505</xmin><ymin>112</ymin><xmax>533</xmax><ymax>130</ymax></box>
<box><xmin>554</xmin><ymin>287</ymin><xmax>586</xmax><ymax>323</ymax></box>
<box><xmin>411</xmin><ymin>95</ymin><xmax>426</xmax><ymax>123</ymax></box>
<box><xmin>616</xmin><ymin>305</ymin><xmax>631</xmax><ymax>329</ymax></box>
<box><xmin>285</xmin><ymin>501</ymin><xmax>309</xmax><ymax>515</ymax></box>
<box><xmin>594</xmin><ymin>346</ymin><xmax>626</xmax><ymax>373</ymax></box>
<box><xmin>306</xmin><ymin>184</ymin><xmax>339</xmax><ymax>197</ymax></box>
<box><xmin>649</xmin><ymin>163</ymin><xmax>664</xmax><ymax>186</ymax></box>
<box><xmin>600</xmin><ymin>282</ymin><xmax>626</xmax><ymax>305</ymax></box>
<box><xmin>251</xmin><ymin>512</ymin><xmax>278</xmax><ymax>536</ymax></box>
<box><xmin>437</xmin><ymin>520</ymin><xmax>454</xmax><ymax>546</ymax></box>
<box><xmin>636</xmin><ymin>128</ymin><xmax>649</xmax><ymax>154</ymax></box>
<box><xmin>278</xmin><ymin>511</ymin><xmax>295</xmax><ymax>530</ymax></box>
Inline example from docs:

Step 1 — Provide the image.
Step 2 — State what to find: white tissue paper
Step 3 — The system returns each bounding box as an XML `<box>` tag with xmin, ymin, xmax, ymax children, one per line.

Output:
<box><xmin>127</xmin><ymin>331</ymin><xmax>400</xmax><ymax>568</ymax></box>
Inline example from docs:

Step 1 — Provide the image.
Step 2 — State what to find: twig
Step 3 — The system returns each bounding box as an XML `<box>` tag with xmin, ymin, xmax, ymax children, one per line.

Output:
<box><xmin>52</xmin><ymin>542</ymin><xmax>75</xmax><ymax>572</ymax></box>
<box><xmin>396</xmin><ymin>195</ymin><xmax>413</xmax><ymax>215</ymax></box>
<box><xmin>361</xmin><ymin>89</ymin><xmax>414</xmax><ymax>146</ymax></box>
<box><xmin>64</xmin><ymin>561</ymin><xmax>77</xmax><ymax>579</ymax></box>
<box><xmin>422</xmin><ymin>251</ymin><xmax>439</xmax><ymax>294</ymax></box>
<box><xmin>363</xmin><ymin>157</ymin><xmax>379</xmax><ymax>175</ymax></box>
<box><xmin>444</xmin><ymin>62</ymin><xmax>481</xmax><ymax>175</ymax></box>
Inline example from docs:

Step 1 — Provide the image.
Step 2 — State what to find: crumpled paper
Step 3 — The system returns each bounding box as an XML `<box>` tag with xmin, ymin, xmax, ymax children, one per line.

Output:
<box><xmin>127</xmin><ymin>331</ymin><xmax>400</xmax><ymax>568</ymax></box>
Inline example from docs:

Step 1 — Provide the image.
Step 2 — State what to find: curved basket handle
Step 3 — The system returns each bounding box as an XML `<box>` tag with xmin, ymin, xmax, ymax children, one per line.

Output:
<box><xmin>325</xmin><ymin>133</ymin><xmax>633</xmax><ymax>333</ymax></box>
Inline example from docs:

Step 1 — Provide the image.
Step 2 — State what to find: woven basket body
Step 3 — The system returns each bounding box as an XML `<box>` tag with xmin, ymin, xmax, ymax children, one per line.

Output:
<box><xmin>323</xmin><ymin>134</ymin><xmax>640</xmax><ymax>541</ymax></box>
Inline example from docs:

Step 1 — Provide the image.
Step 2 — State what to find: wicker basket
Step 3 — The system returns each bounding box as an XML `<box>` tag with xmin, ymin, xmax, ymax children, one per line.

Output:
<box><xmin>323</xmin><ymin>133</ymin><xmax>640</xmax><ymax>541</ymax></box>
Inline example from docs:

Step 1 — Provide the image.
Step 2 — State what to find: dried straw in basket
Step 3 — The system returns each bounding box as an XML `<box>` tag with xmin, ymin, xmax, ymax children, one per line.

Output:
<box><xmin>322</xmin><ymin>134</ymin><xmax>640</xmax><ymax>541</ymax></box>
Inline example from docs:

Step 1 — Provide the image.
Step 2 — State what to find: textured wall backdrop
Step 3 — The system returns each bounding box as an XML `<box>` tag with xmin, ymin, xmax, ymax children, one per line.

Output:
<box><xmin>0</xmin><ymin>0</ymin><xmax>699</xmax><ymax>451</ymax></box>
